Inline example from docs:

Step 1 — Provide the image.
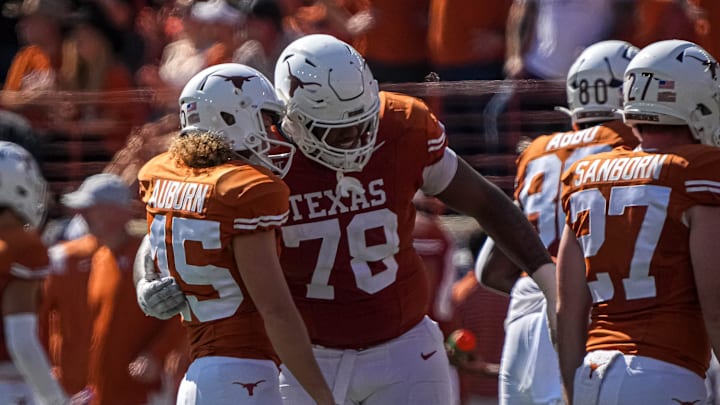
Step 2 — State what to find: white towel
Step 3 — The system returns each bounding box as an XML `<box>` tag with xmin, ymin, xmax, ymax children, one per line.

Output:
<box><xmin>573</xmin><ymin>350</ymin><xmax>623</xmax><ymax>405</ymax></box>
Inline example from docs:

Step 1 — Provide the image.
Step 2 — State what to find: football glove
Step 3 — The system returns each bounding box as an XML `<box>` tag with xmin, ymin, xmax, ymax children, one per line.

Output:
<box><xmin>136</xmin><ymin>277</ymin><xmax>186</xmax><ymax>320</ymax></box>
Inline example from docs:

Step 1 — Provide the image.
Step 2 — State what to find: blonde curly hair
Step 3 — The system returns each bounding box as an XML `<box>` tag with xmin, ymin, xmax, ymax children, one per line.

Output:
<box><xmin>169</xmin><ymin>130</ymin><xmax>236</xmax><ymax>168</ymax></box>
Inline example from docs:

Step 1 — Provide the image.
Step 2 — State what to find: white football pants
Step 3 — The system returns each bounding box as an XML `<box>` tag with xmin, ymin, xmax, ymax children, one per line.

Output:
<box><xmin>279</xmin><ymin>316</ymin><xmax>452</xmax><ymax>405</ymax></box>
<box><xmin>176</xmin><ymin>356</ymin><xmax>281</xmax><ymax>405</ymax></box>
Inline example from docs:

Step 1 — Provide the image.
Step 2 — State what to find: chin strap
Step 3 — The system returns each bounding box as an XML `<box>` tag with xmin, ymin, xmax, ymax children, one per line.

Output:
<box><xmin>335</xmin><ymin>171</ymin><xmax>365</xmax><ymax>198</ymax></box>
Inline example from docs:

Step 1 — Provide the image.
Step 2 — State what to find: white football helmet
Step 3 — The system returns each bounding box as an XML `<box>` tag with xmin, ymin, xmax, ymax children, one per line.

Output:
<box><xmin>274</xmin><ymin>34</ymin><xmax>380</xmax><ymax>173</ymax></box>
<box><xmin>0</xmin><ymin>141</ymin><xmax>47</xmax><ymax>228</ymax></box>
<box><xmin>623</xmin><ymin>39</ymin><xmax>720</xmax><ymax>146</ymax></box>
<box><xmin>179</xmin><ymin>63</ymin><xmax>295</xmax><ymax>177</ymax></box>
<box><xmin>565</xmin><ymin>40</ymin><xmax>639</xmax><ymax>125</ymax></box>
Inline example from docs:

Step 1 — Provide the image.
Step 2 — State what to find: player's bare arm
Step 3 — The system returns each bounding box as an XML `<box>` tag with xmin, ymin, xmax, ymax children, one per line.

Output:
<box><xmin>438</xmin><ymin>158</ymin><xmax>557</xmax><ymax>338</ymax></box>
<box><xmin>556</xmin><ymin>224</ymin><xmax>591</xmax><ymax>404</ymax></box>
<box><xmin>688</xmin><ymin>205</ymin><xmax>720</xmax><ymax>361</ymax></box>
<box><xmin>437</xmin><ymin>158</ymin><xmax>553</xmax><ymax>275</ymax></box>
<box><xmin>474</xmin><ymin>238</ymin><xmax>523</xmax><ymax>295</ymax></box>
<box><xmin>232</xmin><ymin>230</ymin><xmax>334</xmax><ymax>405</ymax></box>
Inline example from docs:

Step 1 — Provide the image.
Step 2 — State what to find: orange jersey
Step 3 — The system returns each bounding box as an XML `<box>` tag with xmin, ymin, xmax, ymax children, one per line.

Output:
<box><xmin>283</xmin><ymin>1</ymin><xmax>360</xmax><ymax>44</ymax></box>
<box><xmin>41</xmin><ymin>234</ymin><xmax>99</xmax><ymax>393</ymax></box>
<box><xmin>280</xmin><ymin>91</ymin><xmax>446</xmax><ymax>348</ymax></box>
<box><xmin>351</xmin><ymin>0</ymin><xmax>429</xmax><ymax>64</ymax></box>
<box><xmin>138</xmin><ymin>154</ymin><xmax>290</xmax><ymax>364</ymax></box>
<box><xmin>515</xmin><ymin>121</ymin><xmax>639</xmax><ymax>256</ymax></box>
<box><xmin>2</xmin><ymin>45</ymin><xmax>54</xmax><ymax>91</ymax></box>
<box><xmin>428</xmin><ymin>0</ymin><xmax>510</xmax><ymax>66</ymax></box>
<box><xmin>98</xmin><ymin>64</ymin><xmax>148</xmax><ymax>155</ymax></box>
<box><xmin>0</xmin><ymin>227</ymin><xmax>50</xmax><ymax>363</ymax></box>
<box><xmin>696</xmin><ymin>0</ymin><xmax>720</xmax><ymax>61</ymax></box>
<box><xmin>561</xmin><ymin>144</ymin><xmax>720</xmax><ymax>377</ymax></box>
<box><xmin>2</xmin><ymin>45</ymin><xmax>57</xmax><ymax>128</ymax></box>
<box><xmin>633</xmin><ymin>0</ymin><xmax>699</xmax><ymax>48</ymax></box>
<box><xmin>87</xmin><ymin>237</ymin><xmax>178</xmax><ymax>405</ymax></box>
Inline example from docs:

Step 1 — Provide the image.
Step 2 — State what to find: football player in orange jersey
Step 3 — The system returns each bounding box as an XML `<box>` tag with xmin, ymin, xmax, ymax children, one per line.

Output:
<box><xmin>40</xmin><ymin>233</ymin><xmax>99</xmax><ymax>395</ymax></box>
<box><xmin>276</xmin><ymin>34</ymin><xmax>554</xmax><ymax>405</ymax></box>
<box><xmin>57</xmin><ymin>173</ymin><xmax>175</xmax><ymax>405</ymax></box>
<box><xmin>137</xmin><ymin>35</ymin><xmax>556</xmax><ymax>404</ymax></box>
<box><xmin>0</xmin><ymin>141</ymin><xmax>72</xmax><ymax>404</ymax></box>
<box><xmin>136</xmin><ymin>63</ymin><xmax>334</xmax><ymax>405</ymax></box>
<box><xmin>557</xmin><ymin>39</ymin><xmax>720</xmax><ymax>405</ymax></box>
<box><xmin>475</xmin><ymin>40</ymin><xmax>641</xmax><ymax>405</ymax></box>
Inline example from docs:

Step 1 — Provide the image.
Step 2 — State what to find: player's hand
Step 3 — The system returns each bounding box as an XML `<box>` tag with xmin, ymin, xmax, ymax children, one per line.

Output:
<box><xmin>129</xmin><ymin>353</ymin><xmax>161</xmax><ymax>383</ymax></box>
<box><xmin>446</xmin><ymin>346</ymin><xmax>500</xmax><ymax>377</ymax></box>
<box><xmin>136</xmin><ymin>277</ymin><xmax>186</xmax><ymax>320</ymax></box>
<box><xmin>504</xmin><ymin>56</ymin><xmax>526</xmax><ymax>79</ymax></box>
<box><xmin>347</xmin><ymin>10</ymin><xmax>375</xmax><ymax>36</ymax></box>
<box><xmin>68</xmin><ymin>387</ymin><xmax>94</xmax><ymax>405</ymax></box>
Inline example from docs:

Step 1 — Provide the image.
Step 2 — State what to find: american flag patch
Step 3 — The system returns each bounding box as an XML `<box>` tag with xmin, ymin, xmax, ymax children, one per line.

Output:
<box><xmin>658</xmin><ymin>80</ymin><xmax>675</xmax><ymax>89</ymax></box>
<box><xmin>187</xmin><ymin>102</ymin><xmax>197</xmax><ymax>112</ymax></box>
<box><xmin>657</xmin><ymin>92</ymin><xmax>676</xmax><ymax>102</ymax></box>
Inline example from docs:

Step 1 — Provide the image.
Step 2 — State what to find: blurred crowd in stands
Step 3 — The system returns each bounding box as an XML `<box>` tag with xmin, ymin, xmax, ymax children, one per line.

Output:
<box><xmin>0</xmin><ymin>0</ymin><xmax>716</xmax><ymax>194</ymax></box>
<box><xmin>0</xmin><ymin>1</ymin><xmax>717</xmax><ymax>404</ymax></box>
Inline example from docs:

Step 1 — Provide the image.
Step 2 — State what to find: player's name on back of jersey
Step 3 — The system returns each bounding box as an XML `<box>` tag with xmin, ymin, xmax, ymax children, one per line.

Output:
<box><xmin>571</xmin><ymin>154</ymin><xmax>668</xmax><ymax>186</ymax></box>
<box><xmin>146</xmin><ymin>179</ymin><xmax>210</xmax><ymax>214</ymax></box>
<box><xmin>546</xmin><ymin>127</ymin><xmax>600</xmax><ymax>151</ymax></box>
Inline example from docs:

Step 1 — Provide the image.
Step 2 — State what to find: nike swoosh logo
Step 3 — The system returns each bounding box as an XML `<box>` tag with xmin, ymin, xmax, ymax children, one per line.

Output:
<box><xmin>421</xmin><ymin>350</ymin><xmax>437</xmax><ymax>360</ymax></box>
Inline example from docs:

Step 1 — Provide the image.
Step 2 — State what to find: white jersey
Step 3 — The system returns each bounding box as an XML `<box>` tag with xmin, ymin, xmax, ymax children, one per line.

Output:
<box><xmin>523</xmin><ymin>0</ymin><xmax>620</xmax><ymax>79</ymax></box>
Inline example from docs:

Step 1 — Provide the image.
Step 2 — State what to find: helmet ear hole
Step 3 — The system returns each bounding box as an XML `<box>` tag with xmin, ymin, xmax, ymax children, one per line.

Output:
<box><xmin>220</xmin><ymin>112</ymin><xmax>236</xmax><ymax>126</ymax></box>
<box><xmin>697</xmin><ymin>104</ymin><xmax>712</xmax><ymax>115</ymax></box>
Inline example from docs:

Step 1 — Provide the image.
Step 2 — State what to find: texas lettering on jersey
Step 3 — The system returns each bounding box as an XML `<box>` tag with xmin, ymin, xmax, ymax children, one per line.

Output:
<box><xmin>561</xmin><ymin>144</ymin><xmax>720</xmax><ymax>377</ymax></box>
<box><xmin>287</xmin><ymin>178</ymin><xmax>386</xmax><ymax>221</ymax></box>
<box><xmin>279</xmin><ymin>91</ymin><xmax>452</xmax><ymax>349</ymax></box>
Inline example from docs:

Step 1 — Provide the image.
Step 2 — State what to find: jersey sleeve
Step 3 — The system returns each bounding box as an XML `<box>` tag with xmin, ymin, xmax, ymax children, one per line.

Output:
<box><xmin>675</xmin><ymin>147</ymin><xmax>720</xmax><ymax>207</ymax></box>
<box><xmin>220</xmin><ymin>171</ymin><xmax>291</xmax><ymax>234</ymax></box>
<box><xmin>411</xmin><ymin>96</ymin><xmax>457</xmax><ymax>195</ymax></box>
<box><xmin>419</xmin><ymin>98</ymin><xmax>448</xmax><ymax>166</ymax></box>
<box><xmin>0</xmin><ymin>231</ymin><xmax>50</xmax><ymax>281</ymax></box>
